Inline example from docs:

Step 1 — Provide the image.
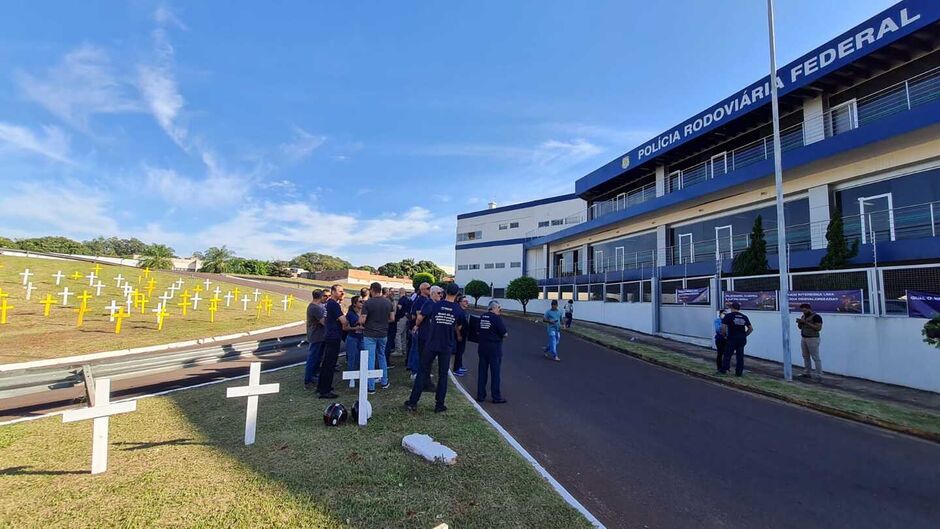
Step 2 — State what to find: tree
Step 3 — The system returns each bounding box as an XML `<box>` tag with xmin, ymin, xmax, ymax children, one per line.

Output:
<box><xmin>200</xmin><ymin>246</ymin><xmax>234</xmax><ymax>273</ymax></box>
<box><xmin>0</xmin><ymin>236</ymin><xmax>14</xmax><ymax>249</ymax></box>
<box><xmin>139</xmin><ymin>244</ymin><xmax>175</xmax><ymax>270</ymax></box>
<box><xmin>378</xmin><ymin>262</ymin><xmax>404</xmax><ymax>278</ymax></box>
<box><xmin>269</xmin><ymin>260</ymin><xmax>293</xmax><ymax>277</ymax></box>
<box><xmin>732</xmin><ymin>215</ymin><xmax>770</xmax><ymax>276</ymax></box>
<box><xmin>228</xmin><ymin>258</ymin><xmax>270</xmax><ymax>276</ymax></box>
<box><xmin>15</xmin><ymin>236</ymin><xmax>90</xmax><ymax>254</ymax></box>
<box><xmin>923</xmin><ymin>315</ymin><xmax>940</xmax><ymax>349</ymax></box>
<box><xmin>414</xmin><ymin>259</ymin><xmax>447</xmax><ymax>282</ymax></box>
<box><xmin>819</xmin><ymin>208</ymin><xmax>860</xmax><ymax>270</ymax></box>
<box><xmin>412</xmin><ymin>272</ymin><xmax>435</xmax><ymax>290</ymax></box>
<box><xmin>464</xmin><ymin>279</ymin><xmax>492</xmax><ymax>308</ymax></box>
<box><xmin>506</xmin><ymin>276</ymin><xmax>539</xmax><ymax>315</ymax></box>
<box><xmin>289</xmin><ymin>252</ymin><xmax>352</xmax><ymax>273</ymax></box>
<box><xmin>356</xmin><ymin>265</ymin><xmax>377</xmax><ymax>273</ymax></box>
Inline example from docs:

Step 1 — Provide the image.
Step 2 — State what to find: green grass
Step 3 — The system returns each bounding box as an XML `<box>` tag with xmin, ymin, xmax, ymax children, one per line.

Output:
<box><xmin>0</xmin><ymin>365</ymin><xmax>593</xmax><ymax>529</ymax></box>
<box><xmin>0</xmin><ymin>256</ymin><xmax>306</xmax><ymax>364</ymax></box>
<box><xmin>568</xmin><ymin>325</ymin><xmax>940</xmax><ymax>438</ymax></box>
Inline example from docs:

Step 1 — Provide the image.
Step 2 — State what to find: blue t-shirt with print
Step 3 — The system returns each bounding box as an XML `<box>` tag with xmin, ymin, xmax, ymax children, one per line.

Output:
<box><xmin>421</xmin><ymin>300</ymin><xmax>465</xmax><ymax>353</ymax></box>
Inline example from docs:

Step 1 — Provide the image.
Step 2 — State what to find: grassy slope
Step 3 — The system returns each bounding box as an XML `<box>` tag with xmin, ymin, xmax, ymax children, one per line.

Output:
<box><xmin>0</xmin><ymin>365</ymin><xmax>593</xmax><ymax>529</ymax></box>
<box><xmin>0</xmin><ymin>256</ymin><xmax>305</xmax><ymax>364</ymax></box>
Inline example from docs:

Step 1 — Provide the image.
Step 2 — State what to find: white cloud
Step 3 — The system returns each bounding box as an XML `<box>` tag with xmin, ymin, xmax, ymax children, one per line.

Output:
<box><xmin>153</xmin><ymin>5</ymin><xmax>188</xmax><ymax>30</ymax></box>
<box><xmin>0</xmin><ymin>122</ymin><xmax>73</xmax><ymax>164</ymax></box>
<box><xmin>0</xmin><ymin>180</ymin><xmax>118</xmax><ymax>237</ymax></box>
<box><xmin>138</xmin><ymin>9</ymin><xmax>187</xmax><ymax>148</ymax></box>
<box><xmin>16</xmin><ymin>45</ymin><xmax>140</xmax><ymax>130</ymax></box>
<box><xmin>532</xmin><ymin>138</ymin><xmax>602</xmax><ymax>167</ymax></box>
<box><xmin>280</xmin><ymin>126</ymin><xmax>326</xmax><ymax>162</ymax></box>
<box><xmin>144</xmin><ymin>166</ymin><xmax>246</xmax><ymax>206</ymax></box>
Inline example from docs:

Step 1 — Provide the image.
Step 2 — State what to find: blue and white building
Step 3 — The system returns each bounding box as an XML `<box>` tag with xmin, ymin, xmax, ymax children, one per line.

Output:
<box><xmin>456</xmin><ymin>0</ymin><xmax>940</xmax><ymax>392</ymax></box>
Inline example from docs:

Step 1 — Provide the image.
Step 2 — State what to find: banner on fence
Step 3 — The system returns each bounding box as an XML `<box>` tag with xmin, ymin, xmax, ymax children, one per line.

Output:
<box><xmin>906</xmin><ymin>290</ymin><xmax>940</xmax><ymax>319</ymax></box>
<box><xmin>787</xmin><ymin>290</ymin><xmax>864</xmax><ymax>314</ymax></box>
<box><xmin>676</xmin><ymin>287</ymin><xmax>709</xmax><ymax>304</ymax></box>
<box><xmin>723</xmin><ymin>291</ymin><xmax>778</xmax><ymax>311</ymax></box>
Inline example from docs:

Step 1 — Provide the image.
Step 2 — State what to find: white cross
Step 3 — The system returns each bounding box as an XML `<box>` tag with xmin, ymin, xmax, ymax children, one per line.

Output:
<box><xmin>224</xmin><ymin>291</ymin><xmax>234</xmax><ymax>307</ymax></box>
<box><xmin>114</xmin><ymin>274</ymin><xmax>125</xmax><ymax>288</ymax></box>
<box><xmin>203</xmin><ymin>279</ymin><xmax>212</xmax><ymax>291</ymax></box>
<box><xmin>62</xmin><ymin>378</ymin><xmax>137</xmax><ymax>474</ymax></box>
<box><xmin>158</xmin><ymin>292</ymin><xmax>173</xmax><ymax>306</ymax></box>
<box><xmin>280</xmin><ymin>295</ymin><xmax>290</xmax><ymax>311</ymax></box>
<box><xmin>94</xmin><ymin>280</ymin><xmax>106</xmax><ymax>296</ymax></box>
<box><xmin>212</xmin><ymin>286</ymin><xmax>222</xmax><ymax>297</ymax></box>
<box><xmin>191</xmin><ymin>293</ymin><xmax>203</xmax><ymax>310</ymax></box>
<box><xmin>175</xmin><ymin>278</ymin><xmax>184</xmax><ymax>289</ymax></box>
<box><xmin>122</xmin><ymin>283</ymin><xmax>133</xmax><ymax>297</ymax></box>
<box><xmin>58</xmin><ymin>287</ymin><xmax>73</xmax><ymax>306</ymax></box>
<box><xmin>226</xmin><ymin>362</ymin><xmax>280</xmax><ymax>445</ymax></box>
<box><xmin>152</xmin><ymin>302</ymin><xmax>164</xmax><ymax>321</ymax></box>
<box><xmin>19</xmin><ymin>268</ymin><xmax>33</xmax><ymax>285</ymax></box>
<box><xmin>53</xmin><ymin>271</ymin><xmax>66</xmax><ymax>286</ymax></box>
<box><xmin>125</xmin><ymin>296</ymin><xmax>133</xmax><ymax>314</ymax></box>
<box><xmin>105</xmin><ymin>300</ymin><xmax>120</xmax><ymax>322</ymax></box>
<box><xmin>86</xmin><ymin>272</ymin><xmax>98</xmax><ymax>287</ymax></box>
<box><xmin>342</xmin><ymin>352</ymin><xmax>383</xmax><ymax>426</ymax></box>
<box><xmin>252</xmin><ymin>288</ymin><xmax>261</xmax><ymax>302</ymax></box>
<box><xmin>241</xmin><ymin>295</ymin><xmax>250</xmax><ymax>311</ymax></box>
<box><xmin>24</xmin><ymin>282</ymin><xmax>36</xmax><ymax>301</ymax></box>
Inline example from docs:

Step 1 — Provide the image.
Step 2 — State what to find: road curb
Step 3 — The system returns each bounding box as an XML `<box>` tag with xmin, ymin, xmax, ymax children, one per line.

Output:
<box><xmin>506</xmin><ymin>313</ymin><xmax>940</xmax><ymax>444</ymax></box>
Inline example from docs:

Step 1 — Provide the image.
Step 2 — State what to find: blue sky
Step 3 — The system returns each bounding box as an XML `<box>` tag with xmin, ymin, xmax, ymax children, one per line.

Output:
<box><xmin>0</xmin><ymin>1</ymin><xmax>896</xmax><ymax>268</ymax></box>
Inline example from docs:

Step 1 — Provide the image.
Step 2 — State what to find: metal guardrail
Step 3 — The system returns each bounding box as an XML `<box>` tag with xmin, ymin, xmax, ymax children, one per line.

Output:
<box><xmin>0</xmin><ymin>334</ymin><xmax>305</xmax><ymax>401</ymax></box>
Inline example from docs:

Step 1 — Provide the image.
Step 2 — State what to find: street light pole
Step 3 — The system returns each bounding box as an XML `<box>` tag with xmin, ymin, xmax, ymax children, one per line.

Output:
<box><xmin>767</xmin><ymin>0</ymin><xmax>793</xmax><ymax>381</ymax></box>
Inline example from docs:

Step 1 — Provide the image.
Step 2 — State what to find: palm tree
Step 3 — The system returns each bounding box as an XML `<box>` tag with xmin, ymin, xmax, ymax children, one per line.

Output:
<box><xmin>139</xmin><ymin>244</ymin><xmax>175</xmax><ymax>270</ymax></box>
<box><xmin>200</xmin><ymin>246</ymin><xmax>234</xmax><ymax>273</ymax></box>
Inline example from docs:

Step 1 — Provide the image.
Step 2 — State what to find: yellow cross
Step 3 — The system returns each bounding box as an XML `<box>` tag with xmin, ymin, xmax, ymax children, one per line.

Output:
<box><xmin>0</xmin><ymin>298</ymin><xmax>13</xmax><ymax>324</ymax></box>
<box><xmin>210</xmin><ymin>295</ymin><xmax>221</xmax><ymax>309</ymax></box>
<box><xmin>92</xmin><ymin>263</ymin><xmax>103</xmax><ymax>275</ymax></box>
<box><xmin>178</xmin><ymin>298</ymin><xmax>191</xmax><ymax>316</ymax></box>
<box><xmin>146</xmin><ymin>278</ymin><xmax>157</xmax><ymax>297</ymax></box>
<box><xmin>70</xmin><ymin>271</ymin><xmax>83</xmax><ymax>280</ymax></box>
<box><xmin>232</xmin><ymin>287</ymin><xmax>241</xmax><ymax>299</ymax></box>
<box><xmin>264</xmin><ymin>296</ymin><xmax>273</xmax><ymax>316</ymax></box>
<box><xmin>137</xmin><ymin>274</ymin><xmax>142</xmax><ymax>285</ymax></box>
<box><xmin>156</xmin><ymin>306</ymin><xmax>170</xmax><ymax>331</ymax></box>
<box><xmin>208</xmin><ymin>304</ymin><xmax>218</xmax><ymax>323</ymax></box>
<box><xmin>131</xmin><ymin>289</ymin><xmax>141</xmax><ymax>308</ymax></box>
<box><xmin>139</xmin><ymin>295</ymin><xmax>150</xmax><ymax>315</ymax></box>
<box><xmin>75</xmin><ymin>305</ymin><xmax>87</xmax><ymax>327</ymax></box>
<box><xmin>287</xmin><ymin>294</ymin><xmax>295</xmax><ymax>309</ymax></box>
<box><xmin>77</xmin><ymin>290</ymin><xmax>93</xmax><ymax>310</ymax></box>
<box><xmin>180</xmin><ymin>290</ymin><xmax>191</xmax><ymax>305</ymax></box>
<box><xmin>114</xmin><ymin>307</ymin><xmax>130</xmax><ymax>334</ymax></box>
<box><xmin>193</xmin><ymin>285</ymin><xmax>203</xmax><ymax>293</ymax></box>
<box><xmin>255</xmin><ymin>302</ymin><xmax>263</xmax><ymax>320</ymax></box>
<box><xmin>143</xmin><ymin>267</ymin><xmax>151</xmax><ymax>279</ymax></box>
<box><xmin>40</xmin><ymin>294</ymin><xmax>56</xmax><ymax>317</ymax></box>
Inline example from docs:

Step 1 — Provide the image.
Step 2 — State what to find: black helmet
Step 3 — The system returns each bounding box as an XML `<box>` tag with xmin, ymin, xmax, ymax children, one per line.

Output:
<box><xmin>351</xmin><ymin>400</ymin><xmax>360</xmax><ymax>422</ymax></box>
<box><xmin>323</xmin><ymin>403</ymin><xmax>347</xmax><ymax>426</ymax></box>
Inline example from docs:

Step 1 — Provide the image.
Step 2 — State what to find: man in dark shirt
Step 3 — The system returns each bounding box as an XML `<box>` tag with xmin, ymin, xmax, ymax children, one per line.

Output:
<box><xmin>453</xmin><ymin>295</ymin><xmax>470</xmax><ymax>376</ymax></box>
<box><xmin>360</xmin><ymin>282</ymin><xmax>394</xmax><ymax>392</ymax></box>
<box><xmin>797</xmin><ymin>303</ymin><xmax>824</xmax><ymax>380</ymax></box>
<box><xmin>395</xmin><ymin>288</ymin><xmax>412</xmax><ymax>356</ymax></box>
<box><xmin>407</xmin><ymin>282</ymin><xmax>431</xmax><ymax>375</ymax></box>
<box><xmin>476</xmin><ymin>300</ymin><xmax>508</xmax><ymax>403</ymax></box>
<box><xmin>720</xmin><ymin>302</ymin><xmax>753</xmax><ymax>376</ymax></box>
<box><xmin>317</xmin><ymin>284</ymin><xmax>345</xmax><ymax>398</ymax></box>
<box><xmin>405</xmin><ymin>282</ymin><xmax>464</xmax><ymax>413</ymax></box>
<box><xmin>303</xmin><ymin>290</ymin><xmax>326</xmax><ymax>388</ymax></box>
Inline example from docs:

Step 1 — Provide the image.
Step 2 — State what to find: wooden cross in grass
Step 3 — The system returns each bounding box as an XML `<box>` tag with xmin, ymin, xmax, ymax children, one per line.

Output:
<box><xmin>58</xmin><ymin>287</ymin><xmax>73</xmax><ymax>306</ymax></box>
<box><xmin>154</xmin><ymin>304</ymin><xmax>170</xmax><ymax>331</ymax></box>
<box><xmin>0</xmin><ymin>298</ymin><xmax>13</xmax><ymax>324</ymax></box>
<box><xmin>142</xmin><ymin>266</ymin><xmax>151</xmax><ymax>279</ymax></box>
<box><xmin>226</xmin><ymin>362</ymin><xmax>279</xmax><ymax>445</ymax></box>
<box><xmin>105</xmin><ymin>300</ymin><xmax>120</xmax><ymax>322</ymax></box>
<box><xmin>70</xmin><ymin>271</ymin><xmax>83</xmax><ymax>281</ymax></box>
<box><xmin>24</xmin><ymin>282</ymin><xmax>36</xmax><ymax>301</ymax></box>
<box><xmin>62</xmin><ymin>378</ymin><xmax>137</xmax><ymax>474</ymax></box>
<box><xmin>53</xmin><ymin>270</ymin><xmax>65</xmax><ymax>286</ymax></box>
<box><xmin>40</xmin><ymin>294</ymin><xmax>56</xmax><ymax>317</ymax></box>
<box><xmin>92</xmin><ymin>263</ymin><xmax>103</xmax><ymax>275</ymax></box>
<box><xmin>19</xmin><ymin>268</ymin><xmax>33</xmax><ymax>285</ymax></box>
<box><xmin>191</xmin><ymin>293</ymin><xmax>203</xmax><ymax>310</ymax></box>
<box><xmin>178</xmin><ymin>298</ymin><xmax>191</xmax><ymax>316</ymax></box>
<box><xmin>342</xmin><ymin>352</ymin><xmax>384</xmax><ymax>426</ymax></box>
<box><xmin>208</xmin><ymin>304</ymin><xmax>218</xmax><ymax>323</ymax></box>
<box><xmin>77</xmin><ymin>290</ymin><xmax>93</xmax><ymax>311</ymax></box>
<box><xmin>113</xmin><ymin>308</ymin><xmax>130</xmax><ymax>334</ymax></box>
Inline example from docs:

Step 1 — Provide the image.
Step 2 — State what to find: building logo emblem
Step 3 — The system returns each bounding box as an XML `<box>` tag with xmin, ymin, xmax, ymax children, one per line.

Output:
<box><xmin>621</xmin><ymin>155</ymin><xmax>630</xmax><ymax>169</ymax></box>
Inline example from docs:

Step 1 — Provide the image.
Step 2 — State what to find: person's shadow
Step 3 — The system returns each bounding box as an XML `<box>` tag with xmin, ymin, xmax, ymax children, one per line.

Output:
<box><xmin>1</xmin><ymin>466</ymin><xmax>86</xmax><ymax>476</ymax></box>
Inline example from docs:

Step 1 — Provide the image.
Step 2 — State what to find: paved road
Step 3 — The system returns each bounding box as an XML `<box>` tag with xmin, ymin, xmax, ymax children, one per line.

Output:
<box><xmin>457</xmin><ymin>315</ymin><xmax>940</xmax><ymax>529</ymax></box>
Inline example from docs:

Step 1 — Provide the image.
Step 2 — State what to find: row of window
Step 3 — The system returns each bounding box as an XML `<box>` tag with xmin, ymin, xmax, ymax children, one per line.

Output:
<box><xmin>541</xmin><ymin>281</ymin><xmax>654</xmax><ymax>303</ymax></box>
<box><xmin>538</xmin><ymin>218</ymin><xmax>567</xmax><ymax>228</ymax></box>
<box><xmin>457</xmin><ymin>262</ymin><xmax>522</xmax><ymax>271</ymax></box>
<box><xmin>457</xmin><ymin>230</ymin><xmax>483</xmax><ymax>242</ymax></box>
<box><xmin>498</xmin><ymin>221</ymin><xmax>520</xmax><ymax>230</ymax></box>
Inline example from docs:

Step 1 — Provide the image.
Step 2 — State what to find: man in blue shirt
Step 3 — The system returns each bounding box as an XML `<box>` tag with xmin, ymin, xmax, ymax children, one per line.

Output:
<box><xmin>317</xmin><ymin>284</ymin><xmax>345</xmax><ymax>398</ymax></box>
<box><xmin>395</xmin><ymin>287</ymin><xmax>412</xmax><ymax>356</ymax></box>
<box><xmin>407</xmin><ymin>282</ymin><xmax>431</xmax><ymax>375</ymax></box>
<box><xmin>714</xmin><ymin>309</ymin><xmax>727</xmax><ymax>372</ymax></box>
<box><xmin>405</xmin><ymin>282</ymin><xmax>464</xmax><ymax>413</ymax></box>
<box><xmin>476</xmin><ymin>300</ymin><xmax>508</xmax><ymax>403</ymax></box>
<box><xmin>720</xmin><ymin>302</ymin><xmax>753</xmax><ymax>376</ymax></box>
<box><xmin>543</xmin><ymin>300</ymin><xmax>563</xmax><ymax>361</ymax></box>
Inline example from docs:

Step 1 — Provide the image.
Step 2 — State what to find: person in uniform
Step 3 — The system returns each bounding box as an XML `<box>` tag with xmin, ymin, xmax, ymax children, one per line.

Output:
<box><xmin>720</xmin><ymin>302</ymin><xmax>753</xmax><ymax>376</ymax></box>
<box><xmin>453</xmin><ymin>295</ymin><xmax>471</xmax><ymax>376</ymax></box>
<box><xmin>476</xmin><ymin>300</ymin><xmax>508</xmax><ymax>403</ymax></box>
<box><xmin>405</xmin><ymin>282</ymin><xmax>464</xmax><ymax>413</ymax></box>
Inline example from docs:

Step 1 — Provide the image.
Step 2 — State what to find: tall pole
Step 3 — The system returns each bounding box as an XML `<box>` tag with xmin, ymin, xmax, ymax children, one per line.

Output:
<box><xmin>767</xmin><ymin>0</ymin><xmax>792</xmax><ymax>381</ymax></box>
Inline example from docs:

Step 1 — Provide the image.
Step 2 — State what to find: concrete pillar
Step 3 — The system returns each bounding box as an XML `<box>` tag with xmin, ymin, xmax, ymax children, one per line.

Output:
<box><xmin>656</xmin><ymin>225</ymin><xmax>668</xmax><ymax>267</ymax></box>
<box><xmin>581</xmin><ymin>244</ymin><xmax>589</xmax><ymax>275</ymax></box>
<box><xmin>651</xmin><ymin>276</ymin><xmax>661</xmax><ymax>333</ymax></box>
<box><xmin>710</xmin><ymin>276</ymin><xmax>721</xmax><ymax>311</ymax></box>
<box><xmin>803</xmin><ymin>95</ymin><xmax>827</xmax><ymax>145</ymax></box>
<box><xmin>543</xmin><ymin>244</ymin><xmax>551</xmax><ymax>278</ymax></box>
<box><xmin>808</xmin><ymin>185</ymin><xmax>831</xmax><ymax>249</ymax></box>
<box><xmin>655</xmin><ymin>165</ymin><xmax>666</xmax><ymax>197</ymax></box>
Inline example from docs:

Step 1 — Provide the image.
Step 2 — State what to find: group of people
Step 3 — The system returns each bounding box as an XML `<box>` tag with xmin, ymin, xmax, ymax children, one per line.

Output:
<box><xmin>712</xmin><ymin>302</ymin><xmax>823</xmax><ymax>380</ymax></box>
<box><xmin>303</xmin><ymin>280</ymin><xmax>510</xmax><ymax>413</ymax></box>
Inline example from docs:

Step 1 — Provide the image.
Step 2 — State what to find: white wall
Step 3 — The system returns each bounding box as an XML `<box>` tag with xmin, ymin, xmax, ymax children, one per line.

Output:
<box><xmin>660</xmin><ymin>305</ymin><xmax>715</xmax><ymax>339</ymax></box>
<box><xmin>455</xmin><ymin>244</ymin><xmax>524</xmax><ymax>289</ymax></box>
<box><xmin>477</xmin><ymin>296</ymin><xmax>654</xmax><ymax>334</ymax></box>
<box><xmin>455</xmin><ymin>196</ymin><xmax>585</xmax><ymax>245</ymax></box>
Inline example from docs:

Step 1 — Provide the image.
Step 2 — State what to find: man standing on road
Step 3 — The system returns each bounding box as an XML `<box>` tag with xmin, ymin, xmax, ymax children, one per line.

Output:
<box><xmin>477</xmin><ymin>300</ymin><xmax>508</xmax><ymax>403</ymax></box>
<box><xmin>564</xmin><ymin>300</ymin><xmax>574</xmax><ymax>329</ymax></box>
<box><xmin>303</xmin><ymin>289</ymin><xmax>326</xmax><ymax>388</ymax></box>
<box><xmin>360</xmin><ymin>282</ymin><xmax>394</xmax><ymax>392</ymax></box>
<box><xmin>720</xmin><ymin>302</ymin><xmax>753</xmax><ymax>377</ymax></box>
<box><xmin>405</xmin><ymin>282</ymin><xmax>464</xmax><ymax>413</ymax></box>
<box><xmin>317</xmin><ymin>285</ymin><xmax>345</xmax><ymax>399</ymax></box>
<box><xmin>797</xmin><ymin>303</ymin><xmax>824</xmax><ymax>381</ymax></box>
<box><xmin>543</xmin><ymin>300</ymin><xmax>563</xmax><ymax>361</ymax></box>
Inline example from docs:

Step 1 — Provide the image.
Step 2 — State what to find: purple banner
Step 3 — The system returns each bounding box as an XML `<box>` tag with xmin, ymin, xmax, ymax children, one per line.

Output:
<box><xmin>676</xmin><ymin>287</ymin><xmax>709</xmax><ymax>304</ymax></box>
<box><xmin>787</xmin><ymin>290</ymin><xmax>864</xmax><ymax>314</ymax></box>
<box><xmin>906</xmin><ymin>290</ymin><xmax>940</xmax><ymax>319</ymax></box>
<box><xmin>723</xmin><ymin>291</ymin><xmax>778</xmax><ymax>311</ymax></box>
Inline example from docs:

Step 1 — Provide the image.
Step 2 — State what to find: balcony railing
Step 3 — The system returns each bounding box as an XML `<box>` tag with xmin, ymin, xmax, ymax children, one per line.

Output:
<box><xmin>588</xmin><ymin>181</ymin><xmax>657</xmax><ymax>221</ymax></box>
<box><xmin>666</xmin><ymin>66</ymin><xmax>940</xmax><ymax>195</ymax></box>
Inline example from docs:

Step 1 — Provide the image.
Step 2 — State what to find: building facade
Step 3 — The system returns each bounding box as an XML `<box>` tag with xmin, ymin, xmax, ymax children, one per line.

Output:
<box><xmin>454</xmin><ymin>195</ymin><xmax>585</xmax><ymax>296</ymax></box>
<box><xmin>308</xmin><ymin>269</ymin><xmax>413</xmax><ymax>291</ymax></box>
<box><xmin>457</xmin><ymin>0</ymin><xmax>940</xmax><ymax>392</ymax></box>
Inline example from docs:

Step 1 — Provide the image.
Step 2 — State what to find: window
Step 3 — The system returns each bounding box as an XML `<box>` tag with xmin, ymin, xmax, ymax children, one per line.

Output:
<box><xmin>498</xmin><ymin>223</ymin><xmax>508</xmax><ymax>230</ymax></box>
<box><xmin>589</xmin><ymin>284</ymin><xmax>604</xmax><ymax>301</ymax></box>
<box><xmin>469</xmin><ymin>264</ymin><xmax>480</xmax><ymax>270</ymax></box>
<box><xmin>551</xmin><ymin>219</ymin><xmax>564</xmax><ymax>226</ymax></box>
<box><xmin>829</xmin><ymin>99</ymin><xmax>858</xmax><ymax>136</ymax></box>
<box><xmin>457</xmin><ymin>264</ymin><xmax>469</xmax><ymax>271</ymax></box>
<box><xmin>623</xmin><ymin>282</ymin><xmax>641</xmax><ymax>303</ymax></box>
<box><xmin>538</xmin><ymin>221</ymin><xmax>550</xmax><ymax>228</ymax></box>
<box><xmin>510</xmin><ymin>261</ymin><xmax>521</xmax><ymax>268</ymax></box>
<box><xmin>605</xmin><ymin>283</ymin><xmax>622</xmax><ymax>302</ymax></box>
<box><xmin>492</xmin><ymin>287</ymin><xmax>506</xmax><ymax>298</ymax></box>
<box><xmin>510</xmin><ymin>221</ymin><xmax>519</xmax><ymax>228</ymax></box>
<box><xmin>456</xmin><ymin>230</ymin><xmax>483</xmax><ymax>242</ymax></box>
<box><xmin>484</xmin><ymin>263</ymin><xmax>495</xmax><ymax>269</ymax></box>
<box><xmin>494</xmin><ymin>262</ymin><xmax>506</xmax><ymax>269</ymax></box>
